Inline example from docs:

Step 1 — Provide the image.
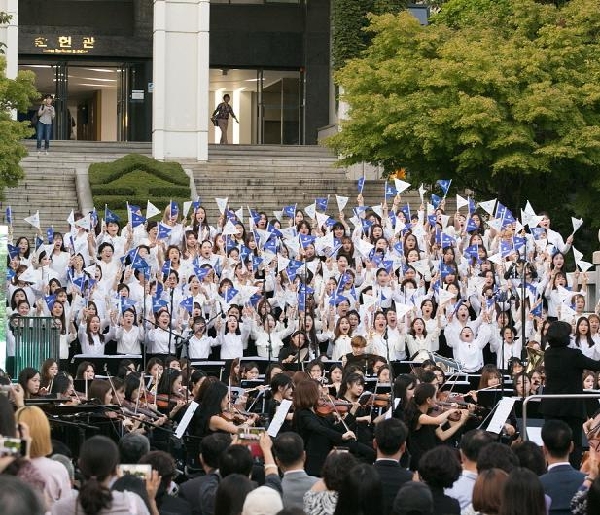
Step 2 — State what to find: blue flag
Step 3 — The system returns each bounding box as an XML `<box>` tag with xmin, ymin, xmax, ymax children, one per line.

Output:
<box><xmin>437</xmin><ymin>179</ymin><xmax>452</xmax><ymax>196</ymax></box>
<box><xmin>315</xmin><ymin>197</ymin><xmax>328</xmax><ymax>211</ymax></box>
<box><xmin>193</xmin><ymin>265</ymin><xmax>211</xmax><ymax>281</ymax></box>
<box><xmin>158</xmin><ymin>223</ymin><xmax>172</xmax><ymax>240</ymax></box>
<box><xmin>131</xmin><ymin>212</ymin><xmax>147</xmax><ymax>229</ymax></box>
<box><xmin>283</xmin><ymin>204</ymin><xmax>296</xmax><ymax>218</ymax></box>
<box><xmin>152</xmin><ymin>297</ymin><xmax>168</xmax><ymax>313</ymax></box>
<box><xmin>120</xmin><ymin>297</ymin><xmax>137</xmax><ymax>313</ymax></box>
<box><xmin>162</xmin><ymin>260</ymin><xmax>172</xmax><ymax>278</ymax></box>
<box><xmin>46</xmin><ymin>227</ymin><xmax>54</xmax><ymax>244</ymax></box>
<box><xmin>357</xmin><ymin>176</ymin><xmax>365</xmax><ymax>193</ymax></box>
<box><xmin>466</xmin><ymin>217</ymin><xmax>478</xmax><ymax>232</ymax></box>
<box><xmin>104</xmin><ymin>207</ymin><xmax>120</xmax><ymax>223</ymax></box>
<box><xmin>44</xmin><ymin>294</ymin><xmax>56</xmax><ymax>310</ymax></box>
<box><xmin>264</xmin><ymin>237</ymin><xmax>278</xmax><ymax>254</ymax></box>
<box><xmin>299</xmin><ymin>234</ymin><xmax>316</xmax><ymax>248</ymax></box>
<box><xmin>431</xmin><ymin>194</ymin><xmax>442</xmax><ymax>209</ymax></box>
<box><xmin>8</xmin><ymin>244</ymin><xmax>19</xmax><ymax>260</ymax></box>
<box><xmin>384</xmin><ymin>183</ymin><xmax>397</xmax><ymax>198</ymax></box>
<box><xmin>223</xmin><ymin>287</ymin><xmax>239</xmax><ymax>304</ymax></box>
<box><xmin>180</xmin><ymin>297</ymin><xmax>194</xmax><ymax>313</ymax></box>
<box><xmin>5</xmin><ymin>206</ymin><xmax>12</xmax><ymax>225</ymax></box>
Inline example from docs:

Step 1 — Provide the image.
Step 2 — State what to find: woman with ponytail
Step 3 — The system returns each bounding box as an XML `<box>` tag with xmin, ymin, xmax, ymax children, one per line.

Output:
<box><xmin>51</xmin><ymin>435</ymin><xmax>160</xmax><ymax>515</ymax></box>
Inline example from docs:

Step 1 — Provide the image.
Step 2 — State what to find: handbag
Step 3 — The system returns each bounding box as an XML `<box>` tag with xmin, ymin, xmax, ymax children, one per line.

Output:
<box><xmin>211</xmin><ymin>116</ymin><xmax>219</xmax><ymax>127</ymax></box>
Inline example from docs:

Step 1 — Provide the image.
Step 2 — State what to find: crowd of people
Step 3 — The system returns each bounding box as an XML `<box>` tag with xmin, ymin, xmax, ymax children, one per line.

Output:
<box><xmin>3</xmin><ymin>184</ymin><xmax>600</xmax><ymax>514</ymax></box>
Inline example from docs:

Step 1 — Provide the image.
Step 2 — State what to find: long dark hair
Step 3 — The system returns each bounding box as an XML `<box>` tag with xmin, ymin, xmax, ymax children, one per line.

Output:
<box><xmin>333</xmin><ymin>463</ymin><xmax>383</xmax><ymax>515</ymax></box>
<box><xmin>498</xmin><ymin>467</ymin><xmax>546</xmax><ymax>515</ymax></box>
<box><xmin>192</xmin><ymin>381</ymin><xmax>228</xmax><ymax>437</ymax></box>
<box><xmin>405</xmin><ymin>382</ymin><xmax>436</xmax><ymax>430</ymax></box>
<box><xmin>214</xmin><ymin>474</ymin><xmax>253</xmax><ymax>515</ymax></box>
<box><xmin>78</xmin><ymin>436</ymin><xmax>119</xmax><ymax>515</ymax></box>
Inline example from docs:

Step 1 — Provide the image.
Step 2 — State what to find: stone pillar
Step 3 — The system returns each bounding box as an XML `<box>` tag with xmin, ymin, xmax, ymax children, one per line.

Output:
<box><xmin>153</xmin><ymin>0</ymin><xmax>209</xmax><ymax>161</ymax></box>
<box><xmin>0</xmin><ymin>0</ymin><xmax>18</xmax><ymax>79</ymax></box>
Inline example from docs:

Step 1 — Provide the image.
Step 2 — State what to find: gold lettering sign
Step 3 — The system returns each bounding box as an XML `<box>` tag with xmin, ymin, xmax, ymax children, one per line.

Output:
<box><xmin>33</xmin><ymin>36</ymin><xmax>96</xmax><ymax>54</ymax></box>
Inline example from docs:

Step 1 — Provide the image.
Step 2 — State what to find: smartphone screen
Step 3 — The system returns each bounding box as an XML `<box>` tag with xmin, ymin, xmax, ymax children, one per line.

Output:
<box><xmin>116</xmin><ymin>464</ymin><xmax>152</xmax><ymax>481</ymax></box>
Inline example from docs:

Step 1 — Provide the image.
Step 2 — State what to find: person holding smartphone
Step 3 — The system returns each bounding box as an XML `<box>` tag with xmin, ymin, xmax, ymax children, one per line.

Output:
<box><xmin>36</xmin><ymin>94</ymin><xmax>55</xmax><ymax>155</ymax></box>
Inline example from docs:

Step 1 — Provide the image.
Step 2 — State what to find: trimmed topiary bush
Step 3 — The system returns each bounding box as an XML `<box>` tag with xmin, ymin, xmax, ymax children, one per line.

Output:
<box><xmin>89</xmin><ymin>154</ymin><xmax>190</xmax><ymax>223</ymax></box>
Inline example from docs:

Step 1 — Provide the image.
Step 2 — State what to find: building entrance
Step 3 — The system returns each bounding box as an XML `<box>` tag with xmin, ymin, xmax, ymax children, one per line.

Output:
<box><xmin>210</xmin><ymin>68</ymin><xmax>303</xmax><ymax>145</ymax></box>
<box><xmin>19</xmin><ymin>60</ymin><xmax>152</xmax><ymax>142</ymax></box>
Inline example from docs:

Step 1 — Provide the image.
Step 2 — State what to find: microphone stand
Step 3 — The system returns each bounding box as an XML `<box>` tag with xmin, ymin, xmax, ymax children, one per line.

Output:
<box><xmin>168</xmin><ymin>287</ymin><xmax>175</xmax><ymax>356</ymax></box>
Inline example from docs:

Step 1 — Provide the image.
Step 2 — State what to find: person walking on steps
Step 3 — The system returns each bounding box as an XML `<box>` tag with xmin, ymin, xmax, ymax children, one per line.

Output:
<box><xmin>36</xmin><ymin>94</ymin><xmax>55</xmax><ymax>155</ymax></box>
<box><xmin>212</xmin><ymin>93</ymin><xmax>238</xmax><ymax>145</ymax></box>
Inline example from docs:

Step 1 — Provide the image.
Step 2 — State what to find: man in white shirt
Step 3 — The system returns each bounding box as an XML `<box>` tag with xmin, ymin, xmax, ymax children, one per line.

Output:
<box><xmin>446</xmin><ymin>429</ymin><xmax>494</xmax><ymax>511</ymax></box>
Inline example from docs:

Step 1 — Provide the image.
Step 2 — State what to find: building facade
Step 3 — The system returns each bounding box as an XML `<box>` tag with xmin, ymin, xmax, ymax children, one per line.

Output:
<box><xmin>11</xmin><ymin>0</ymin><xmax>331</xmax><ymax>159</ymax></box>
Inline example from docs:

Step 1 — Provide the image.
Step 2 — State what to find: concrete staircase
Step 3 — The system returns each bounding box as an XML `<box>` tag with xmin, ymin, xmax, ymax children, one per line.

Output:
<box><xmin>6</xmin><ymin>141</ymin><xmax>423</xmax><ymax>238</ymax></box>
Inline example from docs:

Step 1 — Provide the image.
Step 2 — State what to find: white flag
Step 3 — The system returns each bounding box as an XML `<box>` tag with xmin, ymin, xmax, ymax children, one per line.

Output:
<box><xmin>304</xmin><ymin>203</ymin><xmax>316</xmax><ymax>220</ymax></box>
<box><xmin>438</xmin><ymin>288</ymin><xmax>456</xmax><ymax>306</ymax></box>
<box><xmin>75</xmin><ymin>214</ymin><xmax>91</xmax><ymax>231</ymax></box>
<box><xmin>394</xmin><ymin>179</ymin><xmax>411</xmax><ymax>195</ymax></box>
<box><xmin>315</xmin><ymin>212</ymin><xmax>330</xmax><ymax>229</ymax></box>
<box><xmin>277</xmin><ymin>254</ymin><xmax>290</xmax><ymax>272</ymax></box>
<box><xmin>418</xmin><ymin>184</ymin><xmax>426</xmax><ymax>203</ymax></box>
<box><xmin>18</xmin><ymin>266</ymin><xmax>38</xmax><ymax>283</ymax></box>
<box><xmin>221</xmin><ymin>220</ymin><xmax>238</xmax><ymax>236</ymax></box>
<box><xmin>182</xmin><ymin>201</ymin><xmax>193</xmax><ymax>218</ymax></box>
<box><xmin>146</xmin><ymin>200</ymin><xmax>161</xmax><ymax>219</ymax></box>
<box><xmin>456</xmin><ymin>194</ymin><xmax>469</xmax><ymax>210</ymax></box>
<box><xmin>215</xmin><ymin>197</ymin><xmax>229</xmax><ymax>215</ymax></box>
<box><xmin>479</xmin><ymin>199</ymin><xmax>497</xmax><ymax>215</ymax></box>
<box><xmin>66</xmin><ymin>210</ymin><xmax>75</xmax><ymax>227</ymax></box>
<box><xmin>335</xmin><ymin>194</ymin><xmax>349</xmax><ymax>213</ymax></box>
<box><xmin>571</xmin><ymin>217</ymin><xmax>583</xmax><ymax>234</ymax></box>
<box><xmin>24</xmin><ymin>211</ymin><xmax>40</xmax><ymax>230</ymax></box>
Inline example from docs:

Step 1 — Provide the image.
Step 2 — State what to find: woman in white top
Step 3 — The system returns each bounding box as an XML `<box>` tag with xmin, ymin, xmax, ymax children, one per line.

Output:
<box><xmin>113</xmin><ymin>308</ymin><xmax>144</xmax><ymax>355</ymax></box>
<box><xmin>405</xmin><ymin>316</ymin><xmax>441</xmax><ymax>359</ymax></box>
<box><xmin>252</xmin><ymin>312</ymin><xmax>297</xmax><ymax>359</ymax></box>
<box><xmin>78</xmin><ymin>315</ymin><xmax>115</xmax><ymax>356</ymax></box>
<box><xmin>147</xmin><ymin>308</ymin><xmax>181</xmax><ymax>355</ymax></box>
<box><xmin>219</xmin><ymin>313</ymin><xmax>252</xmax><ymax>359</ymax></box>
<box><xmin>331</xmin><ymin>316</ymin><xmax>353</xmax><ymax>361</ymax></box>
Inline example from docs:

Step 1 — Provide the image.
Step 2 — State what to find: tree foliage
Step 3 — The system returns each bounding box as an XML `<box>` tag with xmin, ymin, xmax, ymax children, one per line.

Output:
<box><xmin>327</xmin><ymin>0</ymin><xmax>600</xmax><ymax>230</ymax></box>
<box><xmin>0</xmin><ymin>12</ymin><xmax>39</xmax><ymax>199</ymax></box>
<box><xmin>331</xmin><ymin>0</ymin><xmax>407</xmax><ymax>70</ymax></box>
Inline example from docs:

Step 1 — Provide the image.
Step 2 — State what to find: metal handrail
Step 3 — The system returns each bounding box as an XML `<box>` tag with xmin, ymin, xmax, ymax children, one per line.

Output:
<box><xmin>522</xmin><ymin>393</ymin><xmax>600</xmax><ymax>440</ymax></box>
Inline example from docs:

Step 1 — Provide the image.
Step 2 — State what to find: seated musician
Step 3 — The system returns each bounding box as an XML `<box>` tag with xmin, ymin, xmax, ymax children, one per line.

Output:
<box><xmin>18</xmin><ymin>367</ymin><xmax>42</xmax><ymax>400</ymax></box>
<box><xmin>189</xmin><ymin>381</ymin><xmax>258</xmax><ymax>439</ymax></box>
<box><xmin>279</xmin><ymin>330</ymin><xmax>309</xmax><ymax>365</ymax></box>
<box><xmin>155</xmin><ymin>368</ymin><xmax>188</xmax><ymax>420</ymax></box>
<box><xmin>342</xmin><ymin>335</ymin><xmax>379</xmax><ymax>370</ymax></box>
<box><xmin>265</xmin><ymin>372</ymin><xmax>294</xmax><ymax>432</ymax></box>
<box><xmin>338</xmin><ymin>371</ymin><xmax>373</xmax><ymax>445</ymax></box>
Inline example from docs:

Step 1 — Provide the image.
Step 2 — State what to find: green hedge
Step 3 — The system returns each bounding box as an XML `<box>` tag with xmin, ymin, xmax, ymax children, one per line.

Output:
<box><xmin>89</xmin><ymin>154</ymin><xmax>191</xmax><ymax>224</ymax></box>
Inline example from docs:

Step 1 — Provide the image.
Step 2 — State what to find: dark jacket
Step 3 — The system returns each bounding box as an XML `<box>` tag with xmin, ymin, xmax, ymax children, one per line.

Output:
<box><xmin>540</xmin><ymin>464</ymin><xmax>585</xmax><ymax>515</ymax></box>
<box><xmin>373</xmin><ymin>459</ymin><xmax>413</xmax><ymax>515</ymax></box>
<box><xmin>541</xmin><ymin>346</ymin><xmax>600</xmax><ymax>418</ymax></box>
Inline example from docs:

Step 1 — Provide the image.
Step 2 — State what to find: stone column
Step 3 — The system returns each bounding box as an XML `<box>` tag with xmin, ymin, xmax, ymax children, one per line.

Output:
<box><xmin>153</xmin><ymin>0</ymin><xmax>209</xmax><ymax>161</ymax></box>
<box><xmin>0</xmin><ymin>0</ymin><xmax>18</xmax><ymax>79</ymax></box>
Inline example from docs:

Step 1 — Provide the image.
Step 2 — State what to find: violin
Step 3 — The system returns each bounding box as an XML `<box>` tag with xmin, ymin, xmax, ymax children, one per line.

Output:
<box><xmin>359</xmin><ymin>393</ymin><xmax>391</xmax><ymax>408</ymax></box>
<box><xmin>316</xmin><ymin>397</ymin><xmax>353</xmax><ymax>416</ymax></box>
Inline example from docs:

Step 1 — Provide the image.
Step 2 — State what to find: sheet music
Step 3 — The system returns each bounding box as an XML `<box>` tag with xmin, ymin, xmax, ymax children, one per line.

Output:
<box><xmin>174</xmin><ymin>401</ymin><xmax>199</xmax><ymax>439</ymax></box>
<box><xmin>486</xmin><ymin>397</ymin><xmax>516</xmax><ymax>434</ymax></box>
<box><xmin>267</xmin><ymin>399</ymin><xmax>292</xmax><ymax>438</ymax></box>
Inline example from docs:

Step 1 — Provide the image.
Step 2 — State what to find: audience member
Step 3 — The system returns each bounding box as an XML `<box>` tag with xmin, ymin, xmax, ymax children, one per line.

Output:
<box><xmin>372</xmin><ymin>418</ymin><xmax>412</xmax><ymax>515</ymax></box>
<box><xmin>445</xmin><ymin>429</ymin><xmax>494</xmax><ymax>510</ymax></box>
<box><xmin>273</xmin><ymin>432</ymin><xmax>318</xmax><ymax>509</ymax></box>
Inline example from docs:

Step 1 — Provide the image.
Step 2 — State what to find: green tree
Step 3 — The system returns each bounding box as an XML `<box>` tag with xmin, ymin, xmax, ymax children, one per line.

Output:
<box><xmin>0</xmin><ymin>12</ymin><xmax>39</xmax><ymax>198</ymax></box>
<box><xmin>327</xmin><ymin>0</ymin><xmax>600</xmax><ymax>231</ymax></box>
<box><xmin>332</xmin><ymin>0</ymin><xmax>406</xmax><ymax>71</ymax></box>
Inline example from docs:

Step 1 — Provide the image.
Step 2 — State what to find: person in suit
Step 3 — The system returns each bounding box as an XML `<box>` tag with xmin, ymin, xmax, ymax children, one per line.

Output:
<box><xmin>273</xmin><ymin>432</ymin><xmax>318</xmax><ymax>509</ymax></box>
<box><xmin>541</xmin><ymin>320</ymin><xmax>600</xmax><ymax>467</ymax></box>
<box><xmin>373</xmin><ymin>418</ymin><xmax>413</xmax><ymax>515</ymax></box>
<box><xmin>179</xmin><ymin>433</ymin><xmax>232</xmax><ymax>515</ymax></box>
<box><xmin>539</xmin><ymin>419</ymin><xmax>585</xmax><ymax>515</ymax></box>
<box><xmin>445</xmin><ymin>429</ymin><xmax>494</xmax><ymax>511</ymax></box>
